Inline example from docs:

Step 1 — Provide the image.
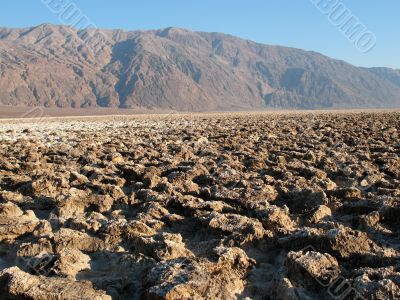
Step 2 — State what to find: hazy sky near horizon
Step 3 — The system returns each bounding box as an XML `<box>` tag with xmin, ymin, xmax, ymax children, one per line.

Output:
<box><xmin>1</xmin><ymin>1</ymin><xmax>398</xmax><ymax>68</ymax></box>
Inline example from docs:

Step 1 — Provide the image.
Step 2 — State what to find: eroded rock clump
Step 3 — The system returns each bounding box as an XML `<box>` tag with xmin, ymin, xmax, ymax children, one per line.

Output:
<box><xmin>0</xmin><ymin>112</ymin><xmax>399</xmax><ymax>299</ymax></box>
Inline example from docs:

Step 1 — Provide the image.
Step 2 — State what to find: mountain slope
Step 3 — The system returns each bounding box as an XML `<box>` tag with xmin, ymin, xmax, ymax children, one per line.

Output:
<box><xmin>367</xmin><ymin>67</ymin><xmax>400</xmax><ymax>88</ymax></box>
<box><xmin>0</xmin><ymin>24</ymin><xmax>399</xmax><ymax>110</ymax></box>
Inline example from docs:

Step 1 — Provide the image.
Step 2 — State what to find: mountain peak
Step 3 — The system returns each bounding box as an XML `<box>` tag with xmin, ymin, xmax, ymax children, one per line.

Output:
<box><xmin>156</xmin><ymin>27</ymin><xmax>194</xmax><ymax>37</ymax></box>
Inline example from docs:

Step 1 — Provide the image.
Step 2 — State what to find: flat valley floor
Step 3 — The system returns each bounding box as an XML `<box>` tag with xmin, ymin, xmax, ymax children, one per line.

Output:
<box><xmin>0</xmin><ymin>111</ymin><xmax>399</xmax><ymax>299</ymax></box>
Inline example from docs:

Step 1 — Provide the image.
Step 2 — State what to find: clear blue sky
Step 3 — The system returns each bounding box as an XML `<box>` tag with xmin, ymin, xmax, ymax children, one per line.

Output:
<box><xmin>1</xmin><ymin>1</ymin><xmax>398</xmax><ymax>68</ymax></box>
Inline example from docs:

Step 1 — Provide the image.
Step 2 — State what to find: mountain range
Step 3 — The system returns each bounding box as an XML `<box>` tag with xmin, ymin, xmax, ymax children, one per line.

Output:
<box><xmin>0</xmin><ymin>24</ymin><xmax>399</xmax><ymax>111</ymax></box>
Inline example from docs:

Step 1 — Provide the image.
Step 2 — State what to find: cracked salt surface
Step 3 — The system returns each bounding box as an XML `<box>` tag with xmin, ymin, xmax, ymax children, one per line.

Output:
<box><xmin>0</xmin><ymin>112</ymin><xmax>399</xmax><ymax>299</ymax></box>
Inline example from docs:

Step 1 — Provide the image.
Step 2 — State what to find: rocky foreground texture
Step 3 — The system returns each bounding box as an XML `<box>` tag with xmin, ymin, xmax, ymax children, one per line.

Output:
<box><xmin>0</xmin><ymin>111</ymin><xmax>399</xmax><ymax>299</ymax></box>
<box><xmin>1</xmin><ymin>24</ymin><xmax>400</xmax><ymax>110</ymax></box>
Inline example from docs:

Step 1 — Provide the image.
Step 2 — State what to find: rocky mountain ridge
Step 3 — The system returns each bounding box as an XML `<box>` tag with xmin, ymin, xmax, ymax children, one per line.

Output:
<box><xmin>0</xmin><ymin>24</ymin><xmax>399</xmax><ymax>110</ymax></box>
